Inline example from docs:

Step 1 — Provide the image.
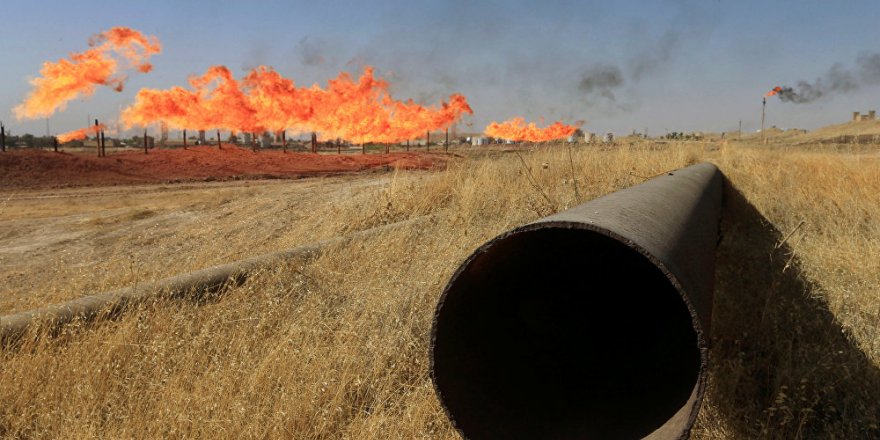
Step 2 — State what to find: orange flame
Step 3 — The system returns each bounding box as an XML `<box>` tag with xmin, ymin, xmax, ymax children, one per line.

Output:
<box><xmin>122</xmin><ymin>66</ymin><xmax>256</xmax><ymax>133</ymax></box>
<box><xmin>484</xmin><ymin>117</ymin><xmax>579</xmax><ymax>142</ymax></box>
<box><xmin>57</xmin><ymin>123</ymin><xmax>105</xmax><ymax>143</ymax></box>
<box><xmin>765</xmin><ymin>86</ymin><xmax>782</xmax><ymax>97</ymax></box>
<box><xmin>243</xmin><ymin>66</ymin><xmax>314</xmax><ymax>133</ymax></box>
<box><xmin>122</xmin><ymin>65</ymin><xmax>473</xmax><ymax>144</ymax></box>
<box><xmin>14</xmin><ymin>27</ymin><xmax>161</xmax><ymax>120</ymax></box>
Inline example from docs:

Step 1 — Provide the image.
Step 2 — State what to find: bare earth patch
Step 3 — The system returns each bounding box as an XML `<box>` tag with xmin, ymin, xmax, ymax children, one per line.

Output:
<box><xmin>0</xmin><ymin>145</ymin><xmax>450</xmax><ymax>189</ymax></box>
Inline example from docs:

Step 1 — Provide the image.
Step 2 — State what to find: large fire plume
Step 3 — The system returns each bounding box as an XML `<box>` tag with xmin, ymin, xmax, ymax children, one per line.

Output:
<box><xmin>57</xmin><ymin>123</ymin><xmax>105</xmax><ymax>143</ymax></box>
<box><xmin>14</xmin><ymin>27</ymin><xmax>161</xmax><ymax>120</ymax></box>
<box><xmin>484</xmin><ymin>117</ymin><xmax>579</xmax><ymax>142</ymax></box>
<box><xmin>122</xmin><ymin>65</ymin><xmax>472</xmax><ymax>144</ymax></box>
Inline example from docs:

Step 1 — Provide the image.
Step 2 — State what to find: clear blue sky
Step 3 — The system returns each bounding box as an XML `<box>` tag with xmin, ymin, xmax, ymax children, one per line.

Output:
<box><xmin>3</xmin><ymin>0</ymin><xmax>880</xmax><ymax>137</ymax></box>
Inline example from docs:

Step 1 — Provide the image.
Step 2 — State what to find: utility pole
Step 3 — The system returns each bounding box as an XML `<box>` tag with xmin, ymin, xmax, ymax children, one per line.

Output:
<box><xmin>100</xmin><ymin>129</ymin><xmax>106</xmax><ymax>157</ymax></box>
<box><xmin>144</xmin><ymin>128</ymin><xmax>148</xmax><ymax>154</ymax></box>
<box><xmin>1</xmin><ymin>122</ymin><xmax>6</xmax><ymax>152</ymax></box>
<box><xmin>445</xmin><ymin>127</ymin><xmax>449</xmax><ymax>152</ymax></box>
<box><xmin>311</xmin><ymin>132</ymin><xmax>317</xmax><ymax>153</ymax></box>
<box><xmin>281</xmin><ymin>130</ymin><xmax>287</xmax><ymax>153</ymax></box>
<box><xmin>95</xmin><ymin>119</ymin><xmax>102</xmax><ymax>157</ymax></box>
<box><xmin>426</xmin><ymin>130</ymin><xmax>430</xmax><ymax>152</ymax></box>
<box><xmin>217</xmin><ymin>130</ymin><xmax>222</xmax><ymax>149</ymax></box>
<box><xmin>183</xmin><ymin>129</ymin><xmax>187</xmax><ymax>150</ymax></box>
<box><xmin>761</xmin><ymin>97</ymin><xmax>766</xmax><ymax>143</ymax></box>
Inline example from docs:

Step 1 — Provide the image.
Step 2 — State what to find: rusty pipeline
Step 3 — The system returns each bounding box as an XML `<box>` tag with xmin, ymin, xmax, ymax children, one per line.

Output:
<box><xmin>431</xmin><ymin>162</ymin><xmax>722</xmax><ymax>439</ymax></box>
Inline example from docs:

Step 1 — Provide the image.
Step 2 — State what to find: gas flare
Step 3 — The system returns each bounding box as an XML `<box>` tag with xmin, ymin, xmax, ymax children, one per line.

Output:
<box><xmin>484</xmin><ymin>117</ymin><xmax>579</xmax><ymax>142</ymax></box>
<box><xmin>123</xmin><ymin>65</ymin><xmax>473</xmax><ymax>145</ymax></box>
<box><xmin>14</xmin><ymin>27</ymin><xmax>161</xmax><ymax>120</ymax></box>
<box><xmin>57</xmin><ymin>123</ymin><xmax>105</xmax><ymax>143</ymax></box>
<box><xmin>308</xmin><ymin>67</ymin><xmax>393</xmax><ymax>144</ymax></box>
<box><xmin>765</xmin><ymin>86</ymin><xmax>783</xmax><ymax>97</ymax></box>
<box><xmin>123</xmin><ymin>66</ymin><xmax>256</xmax><ymax>133</ymax></box>
<box><xmin>297</xmin><ymin>67</ymin><xmax>472</xmax><ymax>143</ymax></box>
<box><xmin>243</xmin><ymin>66</ymin><xmax>314</xmax><ymax>134</ymax></box>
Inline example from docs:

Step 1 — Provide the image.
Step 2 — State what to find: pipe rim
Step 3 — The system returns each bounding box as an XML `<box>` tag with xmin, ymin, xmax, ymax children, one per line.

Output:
<box><xmin>430</xmin><ymin>220</ymin><xmax>709</xmax><ymax>439</ymax></box>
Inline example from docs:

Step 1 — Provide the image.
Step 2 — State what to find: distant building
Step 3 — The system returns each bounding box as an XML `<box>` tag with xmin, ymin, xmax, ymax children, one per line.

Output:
<box><xmin>260</xmin><ymin>132</ymin><xmax>273</xmax><ymax>147</ymax></box>
<box><xmin>853</xmin><ymin>110</ymin><xmax>876</xmax><ymax>121</ymax></box>
<box><xmin>471</xmin><ymin>137</ymin><xmax>488</xmax><ymax>146</ymax></box>
<box><xmin>602</xmin><ymin>133</ymin><xmax>614</xmax><ymax>143</ymax></box>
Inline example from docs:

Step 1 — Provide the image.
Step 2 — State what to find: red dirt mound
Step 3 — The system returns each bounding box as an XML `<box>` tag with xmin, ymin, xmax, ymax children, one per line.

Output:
<box><xmin>0</xmin><ymin>145</ymin><xmax>450</xmax><ymax>189</ymax></box>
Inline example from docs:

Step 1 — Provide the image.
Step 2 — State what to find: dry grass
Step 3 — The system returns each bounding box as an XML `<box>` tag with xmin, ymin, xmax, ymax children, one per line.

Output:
<box><xmin>0</xmin><ymin>176</ymin><xmax>414</xmax><ymax>314</ymax></box>
<box><xmin>1</xmin><ymin>141</ymin><xmax>878</xmax><ymax>438</ymax></box>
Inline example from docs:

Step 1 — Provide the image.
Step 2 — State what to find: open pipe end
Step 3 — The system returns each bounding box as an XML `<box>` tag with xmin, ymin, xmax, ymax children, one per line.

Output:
<box><xmin>431</xmin><ymin>225</ymin><xmax>706</xmax><ymax>440</ymax></box>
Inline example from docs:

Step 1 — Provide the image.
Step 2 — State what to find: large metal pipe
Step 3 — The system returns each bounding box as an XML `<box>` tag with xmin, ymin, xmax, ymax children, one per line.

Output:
<box><xmin>431</xmin><ymin>162</ymin><xmax>722</xmax><ymax>440</ymax></box>
<box><xmin>1</xmin><ymin>215</ymin><xmax>430</xmax><ymax>347</ymax></box>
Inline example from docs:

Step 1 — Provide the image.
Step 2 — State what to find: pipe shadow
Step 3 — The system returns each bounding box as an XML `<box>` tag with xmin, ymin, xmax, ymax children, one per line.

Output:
<box><xmin>706</xmin><ymin>181</ymin><xmax>880</xmax><ymax>438</ymax></box>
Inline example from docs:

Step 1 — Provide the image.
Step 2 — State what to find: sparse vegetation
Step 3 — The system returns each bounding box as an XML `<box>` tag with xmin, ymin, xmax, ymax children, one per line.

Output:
<box><xmin>1</xmin><ymin>141</ymin><xmax>878</xmax><ymax>438</ymax></box>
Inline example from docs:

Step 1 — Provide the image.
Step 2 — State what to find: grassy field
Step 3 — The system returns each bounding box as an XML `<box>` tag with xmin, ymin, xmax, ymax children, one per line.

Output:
<box><xmin>1</xmin><ymin>141</ymin><xmax>878</xmax><ymax>438</ymax></box>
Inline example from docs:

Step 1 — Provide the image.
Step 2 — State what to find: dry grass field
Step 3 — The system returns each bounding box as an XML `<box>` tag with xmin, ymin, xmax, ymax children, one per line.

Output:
<box><xmin>1</xmin><ymin>141</ymin><xmax>878</xmax><ymax>438</ymax></box>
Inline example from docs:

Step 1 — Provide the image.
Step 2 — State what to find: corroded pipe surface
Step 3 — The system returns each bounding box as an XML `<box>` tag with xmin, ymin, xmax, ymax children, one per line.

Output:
<box><xmin>431</xmin><ymin>162</ymin><xmax>722</xmax><ymax>439</ymax></box>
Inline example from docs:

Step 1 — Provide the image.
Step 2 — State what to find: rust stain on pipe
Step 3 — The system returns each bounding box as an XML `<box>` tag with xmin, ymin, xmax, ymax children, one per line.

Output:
<box><xmin>431</xmin><ymin>162</ymin><xmax>722</xmax><ymax>439</ymax></box>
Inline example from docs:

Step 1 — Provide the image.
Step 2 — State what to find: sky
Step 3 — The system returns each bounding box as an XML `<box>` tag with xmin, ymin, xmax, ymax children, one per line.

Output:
<box><xmin>3</xmin><ymin>0</ymin><xmax>880</xmax><ymax>138</ymax></box>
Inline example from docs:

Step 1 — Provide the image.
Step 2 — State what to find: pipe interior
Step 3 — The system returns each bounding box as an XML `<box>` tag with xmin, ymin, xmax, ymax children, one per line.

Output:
<box><xmin>432</xmin><ymin>228</ymin><xmax>701</xmax><ymax>439</ymax></box>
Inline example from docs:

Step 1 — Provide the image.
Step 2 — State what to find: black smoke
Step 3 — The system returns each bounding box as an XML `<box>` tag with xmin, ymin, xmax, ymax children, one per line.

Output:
<box><xmin>578</xmin><ymin>65</ymin><xmax>625</xmax><ymax>101</ymax></box>
<box><xmin>295</xmin><ymin>36</ymin><xmax>328</xmax><ymax>67</ymax></box>
<box><xmin>775</xmin><ymin>52</ymin><xmax>880</xmax><ymax>103</ymax></box>
<box><xmin>575</xmin><ymin>28</ymin><xmax>690</xmax><ymax>108</ymax></box>
<box><xmin>630</xmin><ymin>31</ymin><xmax>681</xmax><ymax>81</ymax></box>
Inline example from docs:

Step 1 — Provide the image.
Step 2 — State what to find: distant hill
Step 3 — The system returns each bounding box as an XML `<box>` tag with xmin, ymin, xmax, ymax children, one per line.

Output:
<box><xmin>739</xmin><ymin>126</ymin><xmax>807</xmax><ymax>141</ymax></box>
<box><xmin>734</xmin><ymin>119</ymin><xmax>880</xmax><ymax>145</ymax></box>
<box><xmin>795</xmin><ymin>119</ymin><xmax>880</xmax><ymax>143</ymax></box>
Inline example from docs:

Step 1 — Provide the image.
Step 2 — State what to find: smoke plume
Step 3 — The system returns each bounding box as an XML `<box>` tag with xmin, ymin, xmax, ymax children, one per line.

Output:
<box><xmin>578</xmin><ymin>65</ymin><xmax>624</xmax><ymax>101</ymax></box>
<box><xmin>630</xmin><ymin>31</ymin><xmax>681</xmax><ymax>81</ymax></box>
<box><xmin>295</xmin><ymin>37</ymin><xmax>328</xmax><ymax>67</ymax></box>
<box><xmin>774</xmin><ymin>52</ymin><xmax>880</xmax><ymax>103</ymax></box>
<box><xmin>576</xmin><ymin>29</ymin><xmax>686</xmax><ymax>109</ymax></box>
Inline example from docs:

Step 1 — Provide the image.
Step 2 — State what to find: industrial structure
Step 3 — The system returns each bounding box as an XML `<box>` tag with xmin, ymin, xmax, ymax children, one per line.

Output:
<box><xmin>852</xmin><ymin>111</ymin><xmax>876</xmax><ymax>122</ymax></box>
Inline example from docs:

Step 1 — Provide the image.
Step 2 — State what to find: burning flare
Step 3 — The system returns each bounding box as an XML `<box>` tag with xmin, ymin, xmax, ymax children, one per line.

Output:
<box><xmin>57</xmin><ymin>123</ymin><xmax>104</xmax><ymax>143</ymax></box>
<box><xmin>14</xmin><ymin>27</ymin><xmax>161</xmax><ymax>119</ymax></box>
<box><xmin>765</xmin><ymin>86</ymin><xmax>783</xmax><ymax>97</ymax></box>
<box><xmin>484</xmin><ymin>117</ymin><xmax>579</xmax><ymax>142</ymax></box>
<box><xmin>122</xmin><ymin>65</ymin><xmax>473</xmax><ymax>144</ymax></box>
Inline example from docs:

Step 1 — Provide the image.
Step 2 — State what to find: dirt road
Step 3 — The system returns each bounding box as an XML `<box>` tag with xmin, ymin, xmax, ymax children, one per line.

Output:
<box><xmin>0</xmin><ymin>171</ymin><xmax>426</xmax><ymax>314</ymax></box>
